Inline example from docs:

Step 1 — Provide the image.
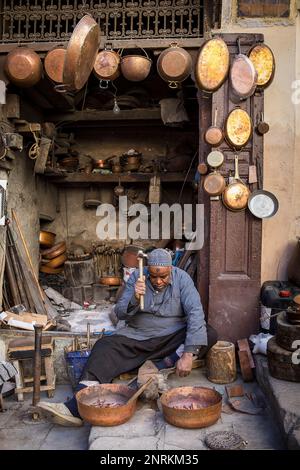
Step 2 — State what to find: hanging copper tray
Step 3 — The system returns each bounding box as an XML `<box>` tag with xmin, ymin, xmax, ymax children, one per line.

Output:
<box><xmin>225</xmin><ymin>108</ymin><xmax>253</xmax><ymax>149</ymax></box>
<box><xmin>248</xmin><ymin>43</ymin><xmax>275</xmax><ymax>89</ymax></box>
<box><xmin>195</xmin><ymin>38</ymin><xmax>230</xmax><ymax>92</ymax></box>
<box><xmin>63</xmin><ymin>15</ymin><xmax>101</xmax><ymax>92</ymax></box>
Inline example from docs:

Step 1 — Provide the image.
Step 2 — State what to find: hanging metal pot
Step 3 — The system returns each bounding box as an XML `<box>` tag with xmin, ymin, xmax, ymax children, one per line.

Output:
<box><xmin>204</xmin><ymin>109</ymin><xmax>224</xmax><ymax>147</ymax></box>
<box><xmin>157</xmin><ymin>43</ymin><xmax>192</xmax><ymax>88</ymax></box>
<box><xmin>44</xmin><ymin>46</ymin><xmax>66</xmax><ymax>84</ymax></box>
<box><xmin>120</xmin><ymin>49</ymin><xmax>152</xmax><ymax>82</ymax></box>
<box><xmin>4</xmin><ymin>47</ymin><xmax>43</xmax><ymax>88</ymax></box>
<box><xmin>222</xmin><ymin>155</ymin><xmax>250</xmax><ymax>211</ymax></box>
<box><xmin>195</xmin><ymin>37</ymin><xmax>230</xmax><ymax>92</ymax></box>
<box><xmin>224</xmin><ymin>108</ymin><xmax>253</xmax><ymax>150</ymax></box>
<box><xmin>248</xmin><ymin>43</ymin><xmax>275</xmax><ymax>89</ymax></box>
<box><xmin>230</xmin><ymin>38</ymin><xmax>258</xmax><ymax>100</ymax></box>
<box><xmin>247</xmin><ymin>160</ymin><xmax>278</xmax><ymax>219</ymax></box>
<box><xmin>93</xmin><ymin>46</ymin><xmax>121</xmax><ymax>88</ymax></box>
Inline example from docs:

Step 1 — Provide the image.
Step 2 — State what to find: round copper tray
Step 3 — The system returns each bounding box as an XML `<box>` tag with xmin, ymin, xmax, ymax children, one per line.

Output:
<box><xmin>160</xmin><ymin>386</ymin><xmax>222</xmax><ymax>429</ymax></box>
<box><xmin>76</xmin><ymin>384</ymin><xmax>137</xmax><ymax>426</ymax></box>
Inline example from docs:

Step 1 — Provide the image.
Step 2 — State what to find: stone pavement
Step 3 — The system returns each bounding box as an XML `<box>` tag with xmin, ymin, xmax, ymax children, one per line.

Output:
<box><xmin>89</xmin><ymin>369</ymin><xmax>285</xmax><ymax>451</ymax></box>
<box><xmin>0</xmin><ymin>385</ymin><xmax>90</xmax><ymax>450</ymax></box>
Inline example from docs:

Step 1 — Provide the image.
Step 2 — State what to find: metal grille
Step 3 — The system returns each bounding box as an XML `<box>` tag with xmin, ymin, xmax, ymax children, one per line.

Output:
<box><xmin>0</xmin><ymin>0</ymin><xmax>205</xmax><ymax>43</ymax></box>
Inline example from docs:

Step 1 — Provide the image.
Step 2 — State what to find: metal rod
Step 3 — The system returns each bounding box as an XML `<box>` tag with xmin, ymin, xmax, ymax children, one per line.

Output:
<box><xmin>32</xmin><ymin>324</ymin><xmax>43</xmax><ymax>407</ymax></box>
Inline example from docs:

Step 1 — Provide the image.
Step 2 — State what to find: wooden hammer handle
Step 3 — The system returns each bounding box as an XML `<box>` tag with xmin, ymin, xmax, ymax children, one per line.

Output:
<box><xmin>138</xmin><ymin>257</ymin><xmax>144</xmax><ymax>310</ymax></box>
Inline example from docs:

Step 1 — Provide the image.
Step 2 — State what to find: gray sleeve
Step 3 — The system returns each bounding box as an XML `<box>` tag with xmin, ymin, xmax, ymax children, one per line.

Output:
<box><xmin>179</xmin><ymin>271</ymin><xmax>208</xmax><ymax>351</ymax></box>
<box><xmin>114</xmin><ymin>270</ymin><xmax>140</xmax><ymax>320</ymax></box>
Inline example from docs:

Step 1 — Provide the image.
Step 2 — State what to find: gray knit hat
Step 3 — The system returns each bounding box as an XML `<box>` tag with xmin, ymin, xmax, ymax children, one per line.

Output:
<box><xmin>147</xmin><ymin>248</ymin><xmax>172</xmax><ymax>267</ymax></box>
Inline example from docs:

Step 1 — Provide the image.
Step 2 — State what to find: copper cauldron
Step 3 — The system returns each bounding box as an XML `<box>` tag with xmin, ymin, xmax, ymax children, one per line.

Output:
<box><xmin>44</xmin><ymin>47</ymin><xmax>66</xmax><ymax>83</ymax></box>
<box><xmin>76</xmin><ymin>384</ymin><xmax>138</xmax><ymax>426</ymax></box>
<box><xmin>120</xmin><ymin>49</ymin><xmax>152</xmax><ymax>82</ymax></box>
<box><xmin>4</xmin><ymin>47</ymin><xmax>43</xmax><ymax>88</ymax></box>
<box><xmin>160</xmin><ymin>386</ymin><xmax>222</xmax><ymax>429</ymax></box>
<box><xmin>157</xmin><ymin>43</ymin><xmax>192</xmax><ymax>88</ymax></box>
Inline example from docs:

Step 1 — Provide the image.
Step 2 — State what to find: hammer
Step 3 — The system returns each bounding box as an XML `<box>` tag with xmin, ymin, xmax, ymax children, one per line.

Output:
<box><xmin>137</xmin><ymin>250</ymin><xmax>147</xmax><ymax>310</ymax></box>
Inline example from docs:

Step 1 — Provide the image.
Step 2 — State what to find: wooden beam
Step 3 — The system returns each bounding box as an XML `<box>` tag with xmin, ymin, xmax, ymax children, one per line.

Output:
<box><xmin>47</xmin><ymin>108</ymin><xmax>162</xmax><ymax>123</ymax></box>
<box><xmin>43</xmin><ymin>172</ymin><xmax>194</xmax><ymax>186</ymax></box>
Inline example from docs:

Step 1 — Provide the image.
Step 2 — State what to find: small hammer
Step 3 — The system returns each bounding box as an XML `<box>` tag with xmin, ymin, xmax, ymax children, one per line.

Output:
<box><xmin>137</xmin><ymin>250</ymin><xmax>147</xmax><ymax>310</ymax></box>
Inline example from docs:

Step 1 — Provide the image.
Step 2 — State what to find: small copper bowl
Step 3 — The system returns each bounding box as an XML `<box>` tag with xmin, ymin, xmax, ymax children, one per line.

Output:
<box><xmin>76</xmin><ymin>384</ymin><xmax>137</xmax><ymax>426</ymax></box>
<box><xmin>44</xmin><ymin>253</ymin><xmax>67</xmax><ymax>268</ymax></box>
<box><xmin>99</xmin><ymin>276</ymin><xmax>122</xmax><ymax>286</ymax></box>
<box><xmin>39</xmin><ymin>230</ymin><xmax>56</xmax><ymax>247</ymax></box>
<box><xmin>41</xmin><ymin>241</ymin><xmax>66</xmax><ymax>260</ymax></box>
<box><xmin>160</xmin><ymin>386</ymin><xmax>222</xmax><ymax>429</ymax></box>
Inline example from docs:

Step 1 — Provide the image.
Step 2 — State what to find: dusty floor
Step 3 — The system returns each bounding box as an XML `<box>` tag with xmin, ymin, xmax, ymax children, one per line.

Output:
<box><xmin>0</xmin><ymin>368</ymin><xmax>286</xmax><ymax>450</ymax></box>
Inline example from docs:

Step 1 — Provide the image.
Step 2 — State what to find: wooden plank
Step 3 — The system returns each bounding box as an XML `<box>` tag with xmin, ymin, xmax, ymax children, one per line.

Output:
<box><xmin>47</xmin><ymin>108</ymin><xmax>162</xmax><ymax>123</ymax></box>
<box><xmin>15</xmin><ymin>384</ymin><xmax>55</xmax><ymax>394</ymax></box>
<box><xmin>5</xmin><ymin>94</ymin><xmax>20</xmax><ymax>119</ymax></box>
<box><xmin>43</xmin><ymin>172</ymin><xmax>194</xmax><ymax>186</ymax></box>
<box><xmin>238</xmin><ymin>350</ymin><xmax>254</xmax><ymax>382</ymax></box>
<box><xmin>13</xmin><ymin>120</ymin><xmax>41</xmax><ymax>133</ymax></box>
<box><xmin>237</xmin><ymin>338</ymin><xmax>255</xmax><ymax>368</ymax></box>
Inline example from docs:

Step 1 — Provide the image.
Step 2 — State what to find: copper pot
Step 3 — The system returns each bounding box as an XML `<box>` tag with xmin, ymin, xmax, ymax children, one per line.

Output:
<box><xmin>93</xmin><ymin>159</ymin><xmax>112</xmax><ymax>170</ymax></box>
<box><xmin>76</xmin><ymin>384</ymin><xmax>137</xmax><ymax>426</ymax></box>
<box><xmin>44</xmin><ymin>253</ymin><xmax>67</xmax><ymax>269</ymax></box>
<box><xmin>160</xmin><ymin>386</ymin><xmax>222</xmax><ymax>429</ymax></box>
<box><xmin>93</xmin><ymin>48</ymin><xmax>120</xmax><ymax>82</ymax></box>
<box><xmin>120</xmin><ymin>49</ymin><xmax>152</xmax><ymax>82</ymax></box>
<box><xmin>99</xmin><ymin>276</ymin><xmax>122</xmax><ymax>286</ymax></box>
<box><xmin>222</xmin><ymin>155</ymin><xmax>250</xmax><ymax>211</ymax></box>
<box><xmin>41</xmin><ymin>241</ymin><xmax>66</xmax><ymax>260</ymax></box>
<box><xmin>44</xmin><ymin>47</ymin><xmax>66</xmax><ymax>83</ymax></box>
<box><xmin>4</xmin><ymin>47</ymin><xmax>43</xmax><ymax>88</ymax></box>
<box><xmin>157</xmin><ymin>43</ymin><xmax>192</xmax><ymax>88</ymax></box>
<box><xmin>39</xmin><ymin>265</ymin><xmax>64</xmax><ymax>275</ymax></box>
<box><xmin>39</xmin><ymin>230</ymin><xmax>56</xmax><ymax>247</ymax></box>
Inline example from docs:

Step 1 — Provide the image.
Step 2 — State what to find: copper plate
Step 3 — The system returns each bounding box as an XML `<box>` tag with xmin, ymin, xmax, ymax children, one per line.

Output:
<box><xmin>248</xmin><ymin>44</ymin><xmax>275</xmax><ymax>88</ymax></box>
<box><xmin>160</xmin><ymin>386</ymin><xmax>222</xmax><ymax>429</ymax></box>
<box><xmin>225</xmin><ymin>108</ymin><xmax>252</xmax><ymax>149</ymax></box>
<box><xmin>44</xmin><ymin>47</ymin><xmax>66</xmax><ymax>83</ymax></box>
<box><xmin>63</xmin><ymin>15</ymin><xmax>101</xmax><ymax>91</ymax></box>
<box><xmin>195</xmin><ymin>38</ymin><xmax>230</xmax><ymax>92</ymax></box>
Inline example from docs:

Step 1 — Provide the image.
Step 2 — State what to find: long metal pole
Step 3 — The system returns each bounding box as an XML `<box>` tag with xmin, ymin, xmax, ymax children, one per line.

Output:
<box><xmin>32</xmin><ymin>324</ymin><xmax>43</xmax><ymax>407</ymax></box>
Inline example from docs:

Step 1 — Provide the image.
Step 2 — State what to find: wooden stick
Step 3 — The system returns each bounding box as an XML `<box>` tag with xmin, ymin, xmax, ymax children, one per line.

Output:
<box><xmin>11</xmin><ymin>209</ymin><xmax>47</xmax><ymax>314</ymax></box>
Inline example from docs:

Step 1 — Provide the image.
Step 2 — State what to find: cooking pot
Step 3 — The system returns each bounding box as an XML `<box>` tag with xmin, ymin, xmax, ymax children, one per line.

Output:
<box><xmin>4</xmin><ymin>47</ymin><xmax>43</xmax><ymax>88</ymax></box>
<box><xmin>39</xmin><ymin>230</ymin><xmax>56</xmax><ymax>247</ymax></box>
<box><xmin>160</xmin><ymin>386</ymin><xmax>222</xmax><ymax>429</ymax></box>
<box><xmin>120</xmin><ymin>49</ymin><xmax>152</xmax><ymax>82</ymax></box>
<box><xmin>99</xmin><ymin>276</ymin><xmax>122</xmax><ymax>286</ymax></box>
<box><xmin>44</xmin><ymin>253</ymin><xmax>67</xmax><ymax>269</ymax></box>
<box><xmin>41</xmin><ymin>241</ymin><xmax>66</xmax><ymax>260</ymax></box>
<box><xmin>93</xmin><ymin>47</ymin><xmax>120</xmax><ymax>86</ymax></box>
<box><xmin>157</xmin><ymin>43</ymin><xmax>192</xmax><ymax>88</ymax></box>
<box><xmin>222</xmin><ymin>155</ymin><xmax>250</xmax><ymax>211</ymax></box>
<box><xmin>44</xmin><ymin>47</ymin><xmax>66</xmax><ymax>83</ymax></box>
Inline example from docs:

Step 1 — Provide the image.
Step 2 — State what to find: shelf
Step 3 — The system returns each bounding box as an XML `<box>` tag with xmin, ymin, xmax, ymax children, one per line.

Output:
<box><xmin>42</xmin><ymin>171</ymin><xmax>194</xmax><ymax>186</ymax></box>
<box><xmin>47</xmin><ymin>108</ymin><xmax>162</xmax><ymax>124</ymax></box>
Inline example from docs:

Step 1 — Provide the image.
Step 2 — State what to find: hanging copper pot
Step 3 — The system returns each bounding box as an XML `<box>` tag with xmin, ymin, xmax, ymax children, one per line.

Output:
<box><xmin>93</xmin><ymin>47</ymin><xmax>120</xmax><ymax>85</ymax></box>
<box><xmin>120</xmin><ymin>49</ymin><xmax>152</xmax><ymax>82</ymax></box>
<box><xmin>44</xmin><ymin>46</ymin><xmax>66</xmax><ymax>83</ymax></box>
<box><xmin>157</xmin><ymin>43</ymin><xmax>192</xmax><ymax>88</ymax></box>
<box><xmin>4</xmin><ymin>47</ymin><xmax>43</xmax><ymax>88</ymax></box>
<box><xmin>222</xmin><ymin>155</ymin><xmax>250</xmax><ymax>211</ymax></box>
<box><xmin>230</xmin><ymin>38</ymin><xmax>258</xmax><ymax>100</ymax></box>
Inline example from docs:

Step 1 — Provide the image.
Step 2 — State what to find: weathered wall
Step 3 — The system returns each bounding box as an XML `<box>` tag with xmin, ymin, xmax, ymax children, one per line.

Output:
<box><xmin>42</xmin><ymin>127</ymin><xmax>196</xmax><ymax>251</ymax></box>
<box><xmin>220</xmin><ymin>1</ymin><xmax>300</xmax><ymax>282</ymax></box>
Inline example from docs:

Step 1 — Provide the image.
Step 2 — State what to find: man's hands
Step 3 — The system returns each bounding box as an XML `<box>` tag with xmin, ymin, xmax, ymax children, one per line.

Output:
<box><xmin>176</xmin><ymin>352</ymin><xmax>193</xmax><ymax>377</ymax></box>
<box><xmin>134</xmin><ymin>276</ymin><xmax>146</xmax><ymax>301</ymax></box>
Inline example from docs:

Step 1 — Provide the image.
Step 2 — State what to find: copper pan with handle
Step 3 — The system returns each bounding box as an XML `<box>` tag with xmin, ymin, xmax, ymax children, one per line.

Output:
<box><xmin>230</xmin><ymin>38</ymin><xmax>257</xmax><ymax>101</ymax></box>
<box><xmin>222</xmin><ymin>155</ymin><xmax>250</xmax><ymax>211</ymax></box>
<box><xmin>204</xmin><ymin>108</ymin><xmax>224</xmax><ymax>147</ymax></box>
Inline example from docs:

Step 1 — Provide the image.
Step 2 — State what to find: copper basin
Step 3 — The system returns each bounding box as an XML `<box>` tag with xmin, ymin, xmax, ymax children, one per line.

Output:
<box><xmin>99</xmin><ymin>276</ymin><xmax>122</xmax><ymax>286</ymax></box>
<box><xmin>160</xmin><ymin>386</ymin><xmax>222</xmax><ymax>429</ymax></box>
<box><xmin>39</xmin><ymin>230</ymin><xmax>56</xmax><ymax>247</ymax></box>
<box><xmin>76</xmin><ymin>384</ymin><xmax>138</xmax><ymax>426</ymax></box>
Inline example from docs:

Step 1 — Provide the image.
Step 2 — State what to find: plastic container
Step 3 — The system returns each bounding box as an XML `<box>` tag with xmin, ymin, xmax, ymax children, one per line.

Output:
<box><xmin>65</xmin><ymin>350</ymin><xmax>91</xmax><ymax>390</ymax></box>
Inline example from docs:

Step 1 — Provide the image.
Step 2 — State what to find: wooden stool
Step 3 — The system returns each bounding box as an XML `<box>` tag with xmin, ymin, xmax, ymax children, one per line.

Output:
<box><xmin>7</xmin><ymin>336</ymin><xmax>56</xmax><ymax>402</ymax></box>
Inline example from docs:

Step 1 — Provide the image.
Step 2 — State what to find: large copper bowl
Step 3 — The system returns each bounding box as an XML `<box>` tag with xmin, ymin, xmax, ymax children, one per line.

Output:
<box><xmin>76</xmin><ymin>384</ymin><xmax>137</xmax><ymax>426</ymax></box>
<box><xmin>39</xmin><ymin>230</ymin><xmax>56</xmax><ymax>247</ymax></box>
<box><xmin>160</xmin><ymin>386</ymin><xmax>222</xmax><ymax>429</ymax></box>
